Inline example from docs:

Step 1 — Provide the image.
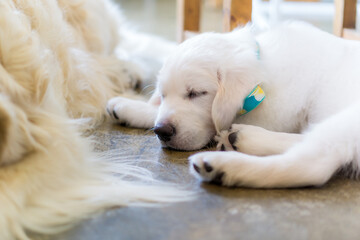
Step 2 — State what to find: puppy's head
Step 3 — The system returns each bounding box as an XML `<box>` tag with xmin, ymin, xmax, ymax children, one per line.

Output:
<box><xmin>154</xmin><ymin>28</ymin><xmax>263</xmax><ymax>150</ymax></box>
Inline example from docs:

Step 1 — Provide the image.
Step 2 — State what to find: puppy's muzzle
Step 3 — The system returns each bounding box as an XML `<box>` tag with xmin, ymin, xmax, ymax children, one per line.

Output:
<box><xmin>154</xmin><ymin>123</ymin><xmax>176</xmax><ymax>142</ymax></box>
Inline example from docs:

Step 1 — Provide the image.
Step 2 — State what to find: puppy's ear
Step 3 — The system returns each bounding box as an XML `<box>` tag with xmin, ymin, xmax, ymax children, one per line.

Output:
<box><xmin>211</xmin><ymin>69</ymin><xmax>259</xmax><ymax>133</ymax></box>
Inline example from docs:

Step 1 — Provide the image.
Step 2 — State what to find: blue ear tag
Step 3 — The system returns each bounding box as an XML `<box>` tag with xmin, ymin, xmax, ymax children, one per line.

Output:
<box><xmin>238</xmin><ymin>85</ymin><xmax>265</xmax><ymax>116</ymax></box>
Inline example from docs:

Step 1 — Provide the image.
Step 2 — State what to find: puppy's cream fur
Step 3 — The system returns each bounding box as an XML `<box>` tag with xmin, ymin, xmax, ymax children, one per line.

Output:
<box><xmin>109</xmin><ymin>22</ymin><xmax>360</xmax><ymax>188</ymax></box>
<box><xmin>0</xmin><ymin>1</ymin><xmax>190</xmax><ymax>239</ymax></box>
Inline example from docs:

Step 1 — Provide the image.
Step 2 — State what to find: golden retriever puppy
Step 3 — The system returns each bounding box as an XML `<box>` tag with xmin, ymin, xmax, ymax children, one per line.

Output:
<box><xmin>0</xmin><ymin>1</ymin><xmax>189</xmax><ymax>239</ymax></box>
<box><xmin>108</xmin><ymin>22</ymin><xmax>360</xmax><ymax>188</ymax></box>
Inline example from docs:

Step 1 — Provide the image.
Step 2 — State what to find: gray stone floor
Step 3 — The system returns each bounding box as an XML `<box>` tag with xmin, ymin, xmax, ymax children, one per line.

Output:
<box><xmin>49</xmin><ymin>122</ymin><xmax>360</xmax><ymax>240</ymax></box>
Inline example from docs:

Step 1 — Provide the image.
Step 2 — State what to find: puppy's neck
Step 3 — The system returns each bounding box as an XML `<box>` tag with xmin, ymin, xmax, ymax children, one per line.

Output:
<box><xmin>237</xmin><ymin>41</ymin><xmax>263</xmax><ymax>115</ymax></box>
<box><xmin>255</xmin><ymin>41</ymin><xmax>260</xmax><ymax>60</ymax></box>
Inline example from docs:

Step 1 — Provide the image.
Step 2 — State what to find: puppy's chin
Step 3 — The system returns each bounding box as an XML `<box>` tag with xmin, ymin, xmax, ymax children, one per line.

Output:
<box><xmin>158</xmin><ymin>138</ymin><xmax>215</xmax><ymax>151</ymax></box>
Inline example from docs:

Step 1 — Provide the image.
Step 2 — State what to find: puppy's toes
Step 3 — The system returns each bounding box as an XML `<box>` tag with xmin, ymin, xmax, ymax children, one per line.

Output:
<box><xmin>215</xmin><ymin>130</ymin><xmax>237</xmax><ymax>151</ymax></box>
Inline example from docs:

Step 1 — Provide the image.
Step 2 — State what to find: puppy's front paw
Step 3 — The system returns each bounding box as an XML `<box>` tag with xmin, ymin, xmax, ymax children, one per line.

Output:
<box><xmin>106</xmin><ymin>97</ymin><xmax>132</xmax><ymax>125</ymax></box>
<box><xmin>215</xmin><ymin>124</ymin><xmax>271</xmax><ymax>155</ymax></box>
<box><xmin>189</xmin><ymin>151</ymin><xmax>264</xmax><ymax>187</ymax></box>
<box><xmin>106</xmin><ymin>97</ymin><xmax>157</xmax><ymax>129</ymax></box>
<box><xmin>189</xmin><ymin>152</ymin><xmax>229</xmax><ymax>186</ymax></box>
<box><xmin>215</xmin><ymin>130</ymin><xmax>238</xmax><ymax>152</ymax></box>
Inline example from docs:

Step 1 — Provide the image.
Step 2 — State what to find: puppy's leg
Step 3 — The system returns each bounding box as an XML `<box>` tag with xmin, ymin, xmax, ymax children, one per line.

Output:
<box><xmin>107</xmin><ymin>93</ymin><xmax>160</xmax><ymax>129</ymax></box>
<box><xmin>190</xmin><ymin>104</ymin><xmax>360</xmax><ymax>188</ymax></box>
<box><xmin>216</xmin><ymin>124</ymin><xmax>303</xmax><ymax>156</ymax></box>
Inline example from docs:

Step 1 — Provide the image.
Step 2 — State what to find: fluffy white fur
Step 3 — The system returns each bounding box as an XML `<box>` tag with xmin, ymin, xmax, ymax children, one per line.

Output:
<box><xmin>108</xmin><ymin>22</ymin><xmax>360</xmax><ymax>188</ymax></box>
<box><xmin>0</xmin><ymin>1</ymin><xmax>192</xmax><ymax>239</ymax></box>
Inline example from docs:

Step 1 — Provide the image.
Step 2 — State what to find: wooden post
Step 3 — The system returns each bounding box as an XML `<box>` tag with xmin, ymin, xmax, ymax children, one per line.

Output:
<box><xmin>334</xmin><ymin>0</ymin><xmax>357</xmax><ymax>37</ymax></box>
<box><xmin>177</xmin><ymin>0</ymin><xmax>201</xmax><ymax>42</ymax></box>
<box><xmin>208</xmin><ymin>0</ymin><xmax>223</xmax><ymax>8</ymax></box>
<box><xmin>223</xmin><ymin>0</ymin><xmax>252</xmax><ymax>32</ymax></box>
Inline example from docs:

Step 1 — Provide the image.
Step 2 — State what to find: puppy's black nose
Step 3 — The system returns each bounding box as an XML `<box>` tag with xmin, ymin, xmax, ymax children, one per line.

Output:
<box><xmin>154</xmin><ymin>123</ymin><xmax>176</xmax><ymax>142</ymax></box>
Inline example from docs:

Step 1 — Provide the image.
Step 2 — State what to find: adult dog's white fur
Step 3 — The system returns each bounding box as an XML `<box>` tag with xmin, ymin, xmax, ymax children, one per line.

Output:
<box><xmin>108</xmin><ymin>22</ymin><xmax>360</xmax><ymax>188</ymax></box>
<box><xmin>0</xmin><ymin>1</ymin><xmax>192</xmax><ymax>239</ymax></box>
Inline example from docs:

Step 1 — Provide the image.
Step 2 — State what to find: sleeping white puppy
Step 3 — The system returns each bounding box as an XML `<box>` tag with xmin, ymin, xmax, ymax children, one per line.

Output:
<box><xmin>107</xmin><ymin>22</ymin><xmax>360</xmax><ymax>188</ymax></box>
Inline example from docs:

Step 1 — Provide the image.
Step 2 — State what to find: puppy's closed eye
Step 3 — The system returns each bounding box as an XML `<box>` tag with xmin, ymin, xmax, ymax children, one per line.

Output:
<box><xmin>187</xmin><ymin>90</ymin><xmax>208</xmax><ymax>99</ymax></box>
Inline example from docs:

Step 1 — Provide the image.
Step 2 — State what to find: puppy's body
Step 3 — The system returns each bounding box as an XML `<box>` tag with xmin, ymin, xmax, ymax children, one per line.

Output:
<box><xmin>239</xmin><ymin>23</ymin><xmax>360</xmax><ymax>133</ymax></box>
<box><xmin>109</xmin><ymin>22</ymin><xmax>360</xmax><ymax>188</ymax></box>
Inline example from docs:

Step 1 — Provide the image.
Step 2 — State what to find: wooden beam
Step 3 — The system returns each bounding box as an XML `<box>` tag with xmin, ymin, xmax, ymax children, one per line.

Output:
<box><xmin>333</xmin><ymin>0</ymin><xmax>357</xmax><ymax>37</ymax></box>
<box><xmin>343</xmin><ymin>28</ymin><xmax>360</xmax><ymax>40</ymax></box>
<box><xmin>223</xmin><ymin>0</ymin><xmax>252</xmax><ymax>32</ymax></box>
<box><xmin>177</xmin><ymin>0</ymin><xmax>201</xmax><ymax>42</ymax></box>
<box><xmin>183</xmin><ymin>30</ymin><xmax>200</xmax><ymax>40</ymax></box>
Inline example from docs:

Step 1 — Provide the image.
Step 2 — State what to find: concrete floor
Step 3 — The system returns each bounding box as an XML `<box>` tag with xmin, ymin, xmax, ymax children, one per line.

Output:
<box><xmin>45</xmin><ymin>1</ymin><xmax>360</xmax><ymax>239</ymax></box>
<box><xmin>48</xmin><ymin>123</ymin><xmax>360</xmax><ymax>240</ymax></box>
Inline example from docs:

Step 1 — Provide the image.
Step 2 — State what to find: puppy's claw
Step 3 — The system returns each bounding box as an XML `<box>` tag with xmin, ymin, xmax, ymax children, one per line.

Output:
<box><xmin>113</xmin><ymin>110</ymin><xmax>119</xmax><ymax>119</ymax></box>
<box><xmin>193</xmin><ymin>163</ymin><xmax>201</xmax><ymax>174</ymax></box>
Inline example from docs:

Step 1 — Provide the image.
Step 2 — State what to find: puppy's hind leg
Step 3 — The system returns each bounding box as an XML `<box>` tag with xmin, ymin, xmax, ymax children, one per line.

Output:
<box><xmin>216</xmin><ymin>124</ymin><xmax>303</xmax><ymax>156</ymax></box>
<box><xmin>107</xmin><ymin>92</ymin><xmax>160</xmax><ymax>129</ymax></box>
<box><xmin>190</xmin><ymin>103</ymin><xmax>360</xmax><ymax>188</ymax></box>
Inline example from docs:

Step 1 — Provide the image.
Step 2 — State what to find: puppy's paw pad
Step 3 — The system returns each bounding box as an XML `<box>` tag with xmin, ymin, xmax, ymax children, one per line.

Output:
<box><xmin>210</xmin><ymin>172</ymin><xmax>225</xmax><ymax>185</ymax></box>
<box><xmin>228</xmin><ymin>131</ymin><xmax>239</xmax><ymax>150</ymax></box>
<box><xmin>203</xmin><ymin>161</ymin><xmax>213</xmax><ymax>172</ymax></box>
